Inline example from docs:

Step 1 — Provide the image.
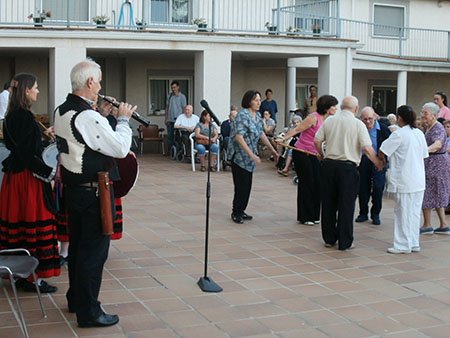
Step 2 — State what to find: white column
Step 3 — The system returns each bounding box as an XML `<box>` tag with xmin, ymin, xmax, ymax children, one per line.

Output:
<box><xmin>318</xmin><ymin>51</ymin><xmax>346</xmax><ymax>102</ymax></box>
<box><xmin>49</xmin><ymin>47</ymin><xmax>86</xmax><ymax>121</ymax></box>
<box><xmin>286</xmin><ymin>65</ymin><xmax>296</xmax><ymax>126</ymax></box>
<box><xmin>194</xmin><ymin>47</ymin><xmax>232</xmax><ymax>121</ymax></box>
<box><xmin>397</xmin><ymin>71</ymin><xmax>407</xmax><ymax>107</ymax></box>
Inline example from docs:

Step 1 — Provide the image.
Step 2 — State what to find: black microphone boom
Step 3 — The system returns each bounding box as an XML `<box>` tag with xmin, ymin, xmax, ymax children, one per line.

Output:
<box><xmin>200</xmin><ymin>99</ymin><xmax>221</xmax><ymax>126</ymax></box>
<box><xmin>99</xmin><ymin>94</ymin><xmax>150</xmax><ymax>127</ymax></box>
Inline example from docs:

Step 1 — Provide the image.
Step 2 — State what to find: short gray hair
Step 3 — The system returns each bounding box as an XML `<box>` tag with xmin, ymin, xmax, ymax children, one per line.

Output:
<box><xmin>70</xmin><ymin>58</ymin><xmax>102</xmax><ymax>92</ymax></box>
<box><xmin>341</xmin><ymin>96</ymin><xmax>359</xmax><ymax>111</ymax></box>
<box><xmin>422</xmin><ymin>102</ymin><xmax>440</xmax><ymax>117</ymax></box>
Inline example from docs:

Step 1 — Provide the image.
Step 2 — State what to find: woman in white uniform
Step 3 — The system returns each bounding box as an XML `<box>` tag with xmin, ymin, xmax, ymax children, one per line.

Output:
<box><xmin>379</xmin><ymin>105</ymin><xmax>428</xmax><ymax>254</ymax></box>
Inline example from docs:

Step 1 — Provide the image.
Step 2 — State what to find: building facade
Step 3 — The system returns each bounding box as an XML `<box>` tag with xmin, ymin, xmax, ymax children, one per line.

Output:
<box><xmin>0</xmin><ymin>0</ymin><xmax>449</xmax><ymax>131</ymax></box>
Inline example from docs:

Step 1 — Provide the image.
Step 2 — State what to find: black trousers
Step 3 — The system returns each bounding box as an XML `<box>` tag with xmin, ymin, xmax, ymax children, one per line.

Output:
<box><xmin>293</xmin><ymin>151</ymin><xmax>321</xmax><ymax>223</ymax></box>
<box><xmin>231</xmin><ymin>161</ymin><xmax>253</xmax><ymax>216</ymax></box>
<box><xmin>66</xmin><ymin>186</ymin><xmax>110</xmax><ymax>322</ymax></box>
<box><xmin>357</xmin><ymin>155</ymin><xmax>386</xmax><ymax>218</ymax></box>
<box><xmin>320</xmin><ymin>159</ymin><xmax>359</xmax><ymax>250</ymax></box>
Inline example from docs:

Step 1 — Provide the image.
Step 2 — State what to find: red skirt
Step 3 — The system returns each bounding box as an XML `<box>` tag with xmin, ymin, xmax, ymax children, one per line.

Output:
<box><xmin>0</xmin><ymin>170</ymin><xmax>61</xmax><ymax>278</ymax></box>
<box><xmin>57</xmin><ymin>198</ymin><xmax>123</xmax><ymax>241</ymax></box>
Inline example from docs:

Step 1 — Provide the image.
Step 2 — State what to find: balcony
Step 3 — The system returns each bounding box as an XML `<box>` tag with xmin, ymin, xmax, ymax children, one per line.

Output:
<box><xmin>0</xmin><ymin>0</ymin><xmax>449</xmax><ymax>61</ymax></box>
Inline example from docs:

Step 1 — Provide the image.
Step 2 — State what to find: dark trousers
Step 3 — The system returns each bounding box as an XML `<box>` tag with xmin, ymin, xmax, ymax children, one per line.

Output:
<box><xmin>357</xmin><ymin>155</ymin><xmax>386</xmax><ymax>218</ymax></box>
<box><xmin>66</xmin><ymin>186</ymin><xmax>110</xmax><ymax>322</ymax></box>
<box><xmin>231</xmin><ymin>162</ymin><xmax>253</xmax><ymax>216</ymax></box>
<box><xmin>293</xmin><ymin>151</ymin><xmax>321</xmax><ymax>223</ymax></box>
<box><xmin>166</xmin><ymin>122</ymin><xmax>175</xmax><ymax>150</ymax></box>
<box><xmin>320</xmin><ymin>159</ymin><xmax>360</xmax><ymax>250</ymax></box>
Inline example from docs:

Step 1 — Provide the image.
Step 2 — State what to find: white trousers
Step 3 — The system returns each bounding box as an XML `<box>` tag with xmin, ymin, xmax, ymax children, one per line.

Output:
<box><xmin>393</xmin><ymin>191</ymin><xmax>424</xmax><ymax>251</ymax></box>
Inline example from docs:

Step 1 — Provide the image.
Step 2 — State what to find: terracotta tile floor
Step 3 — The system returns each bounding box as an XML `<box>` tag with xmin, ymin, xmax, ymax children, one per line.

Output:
<box><xmin>1</xmin><ymin>154</ymin><xmax>450</xmax><ymax>338</ymax></box>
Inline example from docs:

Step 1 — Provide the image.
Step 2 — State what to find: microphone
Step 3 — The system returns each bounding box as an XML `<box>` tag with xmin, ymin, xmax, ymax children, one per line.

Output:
<box><xmin>200</xmin><ymin>99</ymin><xmax>221</xmax><ymax>126</ymax></box>
<box><xmin>99</xmin><ymin>94</ymin><xmax>151</xmax><ymax>127</ymax></box>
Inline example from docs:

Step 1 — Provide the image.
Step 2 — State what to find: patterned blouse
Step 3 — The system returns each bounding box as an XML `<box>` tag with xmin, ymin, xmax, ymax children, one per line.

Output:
<box><xmin>228</xmin><ymin>109</ymin><xmax>264</xmax><ymax>172</ymax></box>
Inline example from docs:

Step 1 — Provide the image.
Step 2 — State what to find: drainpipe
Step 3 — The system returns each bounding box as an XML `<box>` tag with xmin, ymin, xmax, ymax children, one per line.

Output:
<box><xmin>276</xmin><ymin>0</ymin><xmax>281</xmax><ymax>34</ymax></box>
<box><xmin>211</xmin><ymin>0</ymin><xmax>216</xmax><ymax>31</ymax></box>
<box><xmin>336</xmin><ymin>0</ymin><xmax>341</xmax><ymax>38</ymax></box>
<box><xmin>398</xmin><ymin>27</ymin><xmax>403</xmax><ymax>57</ymax></box>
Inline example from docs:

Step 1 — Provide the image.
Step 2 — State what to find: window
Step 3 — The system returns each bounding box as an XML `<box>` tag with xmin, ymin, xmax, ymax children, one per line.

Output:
<box><xmin>373</xmin><ymin>4</ymin><xmax>404</xmax><ymax>37</ymax></box>
<box><xmin>148</xmin><ymin>77</ymin><xmax>191</xmax><ymax>116</ymax></box>
<box><xmin>371</xmin><ymin>86</ymin><xmax>397</xmax><ymax>116</ymax></box>
<box><xmin>42</xmin><ymin>0</ymin><xmax>89</xmax><ymax>21</ymax></box>
<box><xmin>150</xmin><ymin>0</ymin><xmax>190</xmax><ymax>23</ymax></box>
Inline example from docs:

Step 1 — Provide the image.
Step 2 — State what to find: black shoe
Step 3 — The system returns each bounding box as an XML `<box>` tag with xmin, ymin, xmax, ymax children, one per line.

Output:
<box><xmin>231</xmin><ymin>213</ymin><xmax>244</xmax><ymax>224</ymax></box>
<box><xmin>355</xmin><ymin>215</ymin><xmax>368</xmax><ymax>222</ymax></box>
<box><xmin>372</xmin><ymin>216</ymin><xmax>381</xmax><ymax>225</ymax></box>
<box><xmin>17</xmin><ymin>279</ymin><xmax>57</xmax><ymax>293</ymax></box>
<box><xmin>242</xmin><ymin>212</ymin><xmax>253</xmax><ymax>221</ymax></box>
<box><xmin>59</xmin><ymin>255</ymin><xmax>68</xmax><ymax>266</ymax></box>
<box><xmin>78</xmin><ymin>313</ymin><xmax>119</xmax><ymax>328</ymax></box>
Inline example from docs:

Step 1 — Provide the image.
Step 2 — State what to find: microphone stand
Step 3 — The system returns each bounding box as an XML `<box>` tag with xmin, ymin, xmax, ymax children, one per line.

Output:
<box><xmin>197</xmin><ymin>121</ymin><xmax>222</xmax><ymax>293</ymax></box>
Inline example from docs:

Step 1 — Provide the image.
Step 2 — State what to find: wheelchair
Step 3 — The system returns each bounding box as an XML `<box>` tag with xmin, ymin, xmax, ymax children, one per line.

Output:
<box><xmin>170</xmin><ymin>129</ymin><xmax>190</xmax><ymax>162</ymax></box>
<box><xmin>220</xmin><ymin>135</ymin><xmax>231</xmax><ymax>171</ymax></box>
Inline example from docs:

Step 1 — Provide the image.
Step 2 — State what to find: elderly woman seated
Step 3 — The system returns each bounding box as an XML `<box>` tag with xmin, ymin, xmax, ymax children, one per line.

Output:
<box><xmin>195</xmin><ymin>110</ymin><xmax>219</xmax><ymax>172</ymax></box>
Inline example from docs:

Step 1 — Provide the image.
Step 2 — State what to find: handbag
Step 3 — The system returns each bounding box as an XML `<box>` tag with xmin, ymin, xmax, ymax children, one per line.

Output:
<box><xmin>197</xmin><ymin>138</ymin><xmax>211</xmax><ymax>145</ymax></box>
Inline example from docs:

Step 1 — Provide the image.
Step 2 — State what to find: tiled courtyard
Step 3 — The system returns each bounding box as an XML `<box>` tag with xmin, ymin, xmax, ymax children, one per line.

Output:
<box><xmin>1</xmin><ymin>154</ymin><xmax>450</xmax><ymax>338</ymax></box>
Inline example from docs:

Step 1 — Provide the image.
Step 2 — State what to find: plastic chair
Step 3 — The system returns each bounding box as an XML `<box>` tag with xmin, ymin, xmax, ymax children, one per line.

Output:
<box><xmin>137</xmin><ymin>124</ymin><xmax>165</xmax><ymax>155</ymax></box>
<box><xmin>0</xmin><ymin>248</ymin><xmax>46</xmax><ymax>338</ymax></box>
<box><xmin>189</xmin><ymin>132</ymin><xmax>220</xmax><ymax>172</ymax></box>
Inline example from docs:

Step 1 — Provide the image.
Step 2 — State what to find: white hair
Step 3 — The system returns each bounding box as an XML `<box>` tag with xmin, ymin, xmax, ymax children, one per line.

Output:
<box><xmin>341</xmin><ymin>96</ymin><xmax>359</xmax><ymax>111</ymax></box>
<box><xmin>422</xmin><ymin>102</ymin><xmax>440</xmax><ymax>117</ymax></box>
<box><xmin>70</xmin><ymin>58</ymin><xmax>102</xmax><ymax>92</ymax></box>
<box><xmin>291</xmin><ymin>115</ymin><xmax>302</xmax><ymax>123</ymax></box>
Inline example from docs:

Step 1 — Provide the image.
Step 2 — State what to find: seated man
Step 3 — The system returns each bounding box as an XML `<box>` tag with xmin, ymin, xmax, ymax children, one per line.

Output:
<box><xmin>220</xmin><ymin>105</ymin><xmax>238</xmax><ymax>151</ymax></box>
<box><xmin>174</xmin><ymin>104</ymin><xmax>199</xmax><ymax>157</ymax></box>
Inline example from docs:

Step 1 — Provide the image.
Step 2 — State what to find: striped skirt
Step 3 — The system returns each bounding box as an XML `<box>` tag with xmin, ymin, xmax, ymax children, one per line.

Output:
<box><xmin>0</xmin><ymin>170</ymin><xmax>61</xmax><ymax>278</ymax></box>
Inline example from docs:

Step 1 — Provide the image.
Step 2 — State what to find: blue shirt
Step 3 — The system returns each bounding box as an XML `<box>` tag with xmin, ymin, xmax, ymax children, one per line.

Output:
<box><xmin>260</xmin><ymin>99</ymin><xmax>278</xmax><ymax>122</ymax></box>
<box><xmin>228</xmin><ymin>109</ymin><xmax>263</xmax><ymax>172</ymax></box>
<box><xmin>369</xmin><ymin>120</ymin><xmax>380</xmax><ymax>152</ymax></box>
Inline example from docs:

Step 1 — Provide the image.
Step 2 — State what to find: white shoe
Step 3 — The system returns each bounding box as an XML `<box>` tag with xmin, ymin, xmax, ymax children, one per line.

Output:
<box><xmin>387</xmin><ymin>247</ymin><xmax>411</xmax><ymax>254</ymax></box>
<box><xmin>411</xmin><ymin>246</ymin><xmax>421</xmax><ymax>252</ymax></box>
<box><xmin>303</xmin><ymin>221</ymin><xmax>314</xmax><ymax>225</ymax></box>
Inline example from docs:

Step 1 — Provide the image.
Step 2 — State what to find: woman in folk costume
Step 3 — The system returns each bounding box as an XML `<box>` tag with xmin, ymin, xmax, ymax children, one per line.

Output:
<box><xmin>0</xmin><ymin>73</ymin><xmax>60</xmax><ymax>292</ymax></box>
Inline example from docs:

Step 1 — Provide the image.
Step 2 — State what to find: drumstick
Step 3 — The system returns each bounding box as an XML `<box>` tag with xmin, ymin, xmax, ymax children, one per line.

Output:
<box><xmin>36</xmin><ymin>120</ymin><xmax>56</xmax><ymax>142</ymax></box>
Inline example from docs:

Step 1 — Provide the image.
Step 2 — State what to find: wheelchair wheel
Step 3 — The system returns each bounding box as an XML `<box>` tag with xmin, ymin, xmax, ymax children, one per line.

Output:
<box><xmin>222</xmin><ymin>160</ymin><xmax>228</xmax><ymax>171</ymax></box>
<box><xmin>170</xmin><ymin>146</ymin><xmax>177</xmax><ymax>160</ymax></box>
<box><xmin>293</xmin><ymin>176</ymin><xmax>298</xmax><ymax>185</ymax></box>
<box><xmin>176</xmin><ymin>151</ymin><xmax>185</xmax><ymax>162</ymax></box>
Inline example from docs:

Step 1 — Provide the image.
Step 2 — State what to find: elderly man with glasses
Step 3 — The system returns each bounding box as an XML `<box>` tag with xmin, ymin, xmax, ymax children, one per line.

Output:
<box><xmin>355</xmin><ymin>106</ymin><xmax>391</xmax><ymax>225</ymax></box>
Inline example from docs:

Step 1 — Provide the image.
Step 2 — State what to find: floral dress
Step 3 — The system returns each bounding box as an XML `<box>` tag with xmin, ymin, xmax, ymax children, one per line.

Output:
<box><xmin>422</xmin><ymin>122</ymin><xmax>450</xmax><ymax>208</ymax></box>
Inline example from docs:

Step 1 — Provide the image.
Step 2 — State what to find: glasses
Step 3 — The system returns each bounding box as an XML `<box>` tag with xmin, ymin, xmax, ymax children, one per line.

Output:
<box><xmin>362</xmin><ymin>118</ymin><xmax>374</xmax><ymax>121</ymax></box>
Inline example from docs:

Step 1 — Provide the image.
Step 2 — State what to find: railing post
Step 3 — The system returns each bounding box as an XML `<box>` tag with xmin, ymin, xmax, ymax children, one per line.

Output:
<box><xmin>276</xmin><ymin>0</ymin><xmax>281</xmax><ymax>34</ymax></box>
<box><xmin>399</xmin><ymin>27</ymin><xmax>403</xmax><ymax>57</ymax></box>
<box><xmin>211</xmin><ymin>0</ymin><xmax>216</xmax><ymax>31</ymax></box>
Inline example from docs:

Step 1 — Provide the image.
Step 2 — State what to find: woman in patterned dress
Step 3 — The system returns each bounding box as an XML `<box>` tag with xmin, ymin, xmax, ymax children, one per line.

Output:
<box><xmin>419</xmin><ymin>102</ymin><xmax>450</xmax><ymax>235</ymax></box>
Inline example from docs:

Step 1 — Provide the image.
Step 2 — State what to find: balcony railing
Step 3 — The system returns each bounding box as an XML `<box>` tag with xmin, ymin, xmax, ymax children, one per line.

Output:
<box><xmin>0</xmin><ymin>0</ymin><xmax>448</xmax><ymax>60</ymax></box>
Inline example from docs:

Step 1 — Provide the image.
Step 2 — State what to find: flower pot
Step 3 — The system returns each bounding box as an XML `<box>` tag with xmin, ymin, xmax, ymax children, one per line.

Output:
<box><xmin>33</xmin><ymin>17</ymin><xmax>44</xmax><ymax>27</ymax></box>
<box><xmin>197</xmin><ymin>23</ymin><xmax>207</xmax><ymax>32</ymax></box>
<box><xmin>136</xmin><ymin>23</ymin><xmax>144</xmax><ymax>31</ymax></box>
<box><xmin>267</xmin><ymin>26</ymin><xmax>278</xmax><ymax>35</ymax></box>
<box><xmin>96</xmin><ymin>21</ymin><xmax>107</xmax><ymax>28</ymax></box>
<box><xmin>312</xmin><ymin>28</ymin><xmax>321</xmax><ymax>36</ymax></box>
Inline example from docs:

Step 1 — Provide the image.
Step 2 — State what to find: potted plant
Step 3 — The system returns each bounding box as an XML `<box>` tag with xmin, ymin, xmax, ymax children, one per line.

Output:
<box><xmin>287</xmin><ymin>26</ymin><xmax>300</xmax><ymax>36</ymax></box>
<box><xmin>265</xmin><ymin>22</ymin><xmax>278</xmax><ymax>35</ymax></box>
<box><xmin>192</xmin><ymin>18</ymin><xmax>207</xmax><ymax>32</ymax></box>
<box><xmin>27</xmin><ymin>10</ymin><xmax>51</xmax><ymax>27</ymax></box>
<box><xmin>312</xmin><ymin>23</ymin><xmax>321</xmax><ymax>36</ymax></box>
<box><xmin>92</xmin><ymin>15</ymin><xmax>109</xmax><ymax>28</ymax></box>
<box><xmin>135</xmin><ymin>18</ymin><xmax>146</xmax><ymax>30</ymax></box>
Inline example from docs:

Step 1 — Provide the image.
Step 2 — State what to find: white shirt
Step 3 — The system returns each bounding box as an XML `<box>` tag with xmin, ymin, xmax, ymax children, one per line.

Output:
<box><xmin>0</xmin><ymin>89</ymin><xmax>10</xmax><ymax>119</ymax></box>
<box><xmin>380</xmin><ymin>126</ymin><xmax>428</xmax><ymax>193</ymax></box>
<box><xmin>174</xmin><ymin>113</ymin><xmax>199</xmax><ymax>130</ymax></box>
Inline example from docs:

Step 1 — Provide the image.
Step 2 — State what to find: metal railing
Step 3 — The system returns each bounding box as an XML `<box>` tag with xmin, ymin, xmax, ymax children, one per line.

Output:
<box><xmin>0</xmin><ymin>0</ymin><xmax>448</xmax><ymax>60</ymax></box>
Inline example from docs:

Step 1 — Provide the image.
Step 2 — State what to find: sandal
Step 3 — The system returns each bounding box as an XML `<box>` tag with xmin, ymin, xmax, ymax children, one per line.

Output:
<box><xmin>277</xmin><ymin>169</ymin><xmax>288</xmax><ymax>177</ymax></box>
<box><xmin>211</xmin><ymin>166</ymin><xmax>217</xmax><ymax>172</ymax></box>
<box><xmin>200</xmin><ymin>166</ymin><xmax>206</xmax><ymax>172</ymax></box>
